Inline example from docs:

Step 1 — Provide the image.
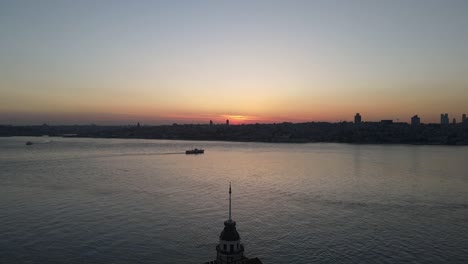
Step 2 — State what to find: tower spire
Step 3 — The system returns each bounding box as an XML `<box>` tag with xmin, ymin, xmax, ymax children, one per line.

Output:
<box><xmin>229</xmin><ymin>182</ymin><xmax>232</xmax><ymax>221</ymax></box>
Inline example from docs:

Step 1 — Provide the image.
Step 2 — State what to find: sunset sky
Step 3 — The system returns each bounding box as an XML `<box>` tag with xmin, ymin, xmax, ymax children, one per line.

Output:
<box><xmin>1</xmin><ymin>0</ymin><xmax>467</xmax><ymax>125</ymax></box>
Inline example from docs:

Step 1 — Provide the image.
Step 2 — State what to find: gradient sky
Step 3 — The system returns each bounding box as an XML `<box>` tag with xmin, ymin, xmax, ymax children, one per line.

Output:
<box><xmin>1</xmin><ymin>0</ymin><xmax>467</xmax><ymax>125</ymax></box>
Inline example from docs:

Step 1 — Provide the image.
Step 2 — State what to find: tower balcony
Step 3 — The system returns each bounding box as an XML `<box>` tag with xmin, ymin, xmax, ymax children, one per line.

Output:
<box><xmin>216</xmin><ymin>244</ymin><xmax>245</xmax><ymax>255</ymax></box>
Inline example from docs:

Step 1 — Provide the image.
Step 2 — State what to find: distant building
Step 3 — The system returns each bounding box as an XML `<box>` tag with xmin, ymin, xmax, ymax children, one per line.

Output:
<box><xmin>205</xmin><ymin>184</ymin><xmax>263</xmax><ymax>264</ymax></box>
<box><xmin>381</xmin><ymin>120</ymin><xmax>393</xmax><ymax>125</ymax></box>
<box><xmin>411</xmin><ymin>115</ymin><xmax>420</xmax><ymax>126</ymax></box>
<box><xmin>210</xmin><ymin>120</ymin><xmax>213</xmax><ymax>126</ymax></box>
<box><xmin>354</xmin><ymin>113</ymin><xmax>362</xmax><ymax>124</ymax></box>
<box><xmin>441</xmin><ymin>113</ymin><xmax>449</xmax><ymax>125</ymax></box>
<box><xmin>463</xmin><ymin>114</ymin><xmax>466</xmax><ymax>123</ymax></box>
<box><xmin>226</xmin><ymin>119</ymin><xmax>230</xmax><ymax>126</ymax></box>
<box><xmin>453</xmin><ymin>118</ymin><xmax>456</xmax><ymax>124</ymax></box>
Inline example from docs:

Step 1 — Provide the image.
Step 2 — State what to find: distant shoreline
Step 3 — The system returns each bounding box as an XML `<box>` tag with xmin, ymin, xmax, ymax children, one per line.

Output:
<box><xmin>2</xmin><ymin>122</ymin><xmax>468</xmax><ymax>146</ymax></box>
<box><xmin>6</xmin><ymin>135</ymin><xmax>468</xmax><ymax>147</ymax></box>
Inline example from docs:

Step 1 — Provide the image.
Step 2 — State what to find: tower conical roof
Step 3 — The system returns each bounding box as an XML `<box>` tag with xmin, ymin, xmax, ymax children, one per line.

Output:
<box><xmin>219</xmin><ymin>183</ymin><xmax>240</xmax><ymax>241</ymax></box>
<box><xmin>219</xmin><ymin>220</ymin><xmax>240</xmax><ymax>241</ymax></box>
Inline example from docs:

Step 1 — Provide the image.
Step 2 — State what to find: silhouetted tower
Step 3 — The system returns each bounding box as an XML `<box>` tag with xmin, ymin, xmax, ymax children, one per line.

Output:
<box><xmin>354</xmin><ymin>113</ymin><xmax>361</xmax><ymax>124</ymax></box>
<box><xmin>210</xmin><ymin>120</ymin><xmax>213</xmax><ymax>126</ymax></box>
<box><xmin>137</xmin><ymin>122</ymin><xmax>141</xmax><ymax>127</ymax></box>
<box><xmin>226</xmin><ymin>119</ymin><xmax>230</xmax><ymax>126</ymax></box>
<box><xmin>440</xmin><ymin>113</ymin><xmax>449</xmax><ymax>125</ymax></box>
<box><xmin>462</xmin><ymin>114</ymin><xmax>466</xmax><ymax>123</ymax></box>
<box><xmin>411</xmin><ymin>115</ymin><xmax>420</xmax><ymax>126</ymax></box>
<box><xmin>205</xmin><ymin>185</ymin><xmax>263</xmax><ymax>264</ymax></box>
<box><xmin>216</xmin><ymin>183</ymin><xmax>244</xmax><ymax>264</ymax></box>
<box><xmin>453</xmin><ymin>118</ymin><xmax>456</xmax><ymax>124</ymax></box>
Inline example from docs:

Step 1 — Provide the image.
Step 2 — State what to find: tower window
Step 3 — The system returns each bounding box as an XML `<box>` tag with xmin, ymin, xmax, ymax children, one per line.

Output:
<box><xmin>223</xmin><ymin>244</ymin><xmax>227</xmax><ymax>250</ymax></box>
<box><xmin>230</xmin><ymin>244</ymin><xmax>234</xmax><ymax>252</ymax></box>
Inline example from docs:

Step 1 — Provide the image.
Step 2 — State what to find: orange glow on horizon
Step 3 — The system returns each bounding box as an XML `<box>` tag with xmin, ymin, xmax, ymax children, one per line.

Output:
<box><xmin>222</xmin><ymin>115</ymin><xmax>248</xmax><ymax>125</ymax></box>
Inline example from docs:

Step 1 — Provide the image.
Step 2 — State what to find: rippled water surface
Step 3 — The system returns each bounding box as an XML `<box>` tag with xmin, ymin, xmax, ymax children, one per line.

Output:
<box><xmin>1</xmin><ymin>137</ymin><xmax>467</xmax><ymax>263</ymax></box>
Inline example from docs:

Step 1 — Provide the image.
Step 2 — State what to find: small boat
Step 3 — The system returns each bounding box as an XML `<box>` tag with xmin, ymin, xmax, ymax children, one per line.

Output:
<box><xmin>185</xmin><ymin>148</ymin><xmax>204</xmax><ymax>154</ymax></box>
<box><xmin>26</xmin><ymin>141</ymin><xmax>33</xmax><ymax>146</ymax></box>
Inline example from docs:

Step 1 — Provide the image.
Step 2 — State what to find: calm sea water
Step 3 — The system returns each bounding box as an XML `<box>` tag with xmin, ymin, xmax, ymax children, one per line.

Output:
<box><xmin>1</xmin><ymin>137</ymin><xmax>467</xmax><ymax>264</ymax></box>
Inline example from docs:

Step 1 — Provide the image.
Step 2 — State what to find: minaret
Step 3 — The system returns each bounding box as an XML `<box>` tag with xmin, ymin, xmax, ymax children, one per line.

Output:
<box><xmin>216</xmin><ymin>183</ymin><xmax>245</xmax><ymax>264</ymax></box>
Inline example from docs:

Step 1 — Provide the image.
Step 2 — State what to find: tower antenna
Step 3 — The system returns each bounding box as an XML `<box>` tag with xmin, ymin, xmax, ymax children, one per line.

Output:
<box><xmin>229</xmin><ymin>182</ymin><xmax>232</xmax><ymax>221</ymax></box>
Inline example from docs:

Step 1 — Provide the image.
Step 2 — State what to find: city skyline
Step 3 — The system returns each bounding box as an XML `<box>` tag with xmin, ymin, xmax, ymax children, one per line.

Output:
<box><xmin>1</xmin><ymin>110</ymin><xmax>467</xmax><ymax>126</ymax></box>
<box><xmin>1</xmin><ymin>1</ymin><xmax>468</xmax><ymax>125</ymax></box>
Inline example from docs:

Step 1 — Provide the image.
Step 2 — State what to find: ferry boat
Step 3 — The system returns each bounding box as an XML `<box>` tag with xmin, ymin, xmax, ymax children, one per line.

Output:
<box><xmin>185</xmin><ymin>148</ymin><xmax>204</xmax><ymax>154</ymax></box>
<box><xmin>26</xmin><ymin>141</ymin><xmax>33</xmax><ymax>146</ymax></box>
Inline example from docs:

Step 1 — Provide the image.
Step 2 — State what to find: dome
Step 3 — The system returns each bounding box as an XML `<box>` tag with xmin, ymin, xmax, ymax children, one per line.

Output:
<box><xmin>219</xmin><ymin>220</ymin><xmax>240</xmax><ymax>241</ymax></box>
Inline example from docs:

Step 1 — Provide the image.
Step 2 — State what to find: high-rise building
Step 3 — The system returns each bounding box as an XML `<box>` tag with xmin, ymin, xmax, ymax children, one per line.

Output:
<box><xmin>354</xmin><ymin>113</ymin><xmax>362</xmax><ymax>124</ymax></box>
<box><xmin>463</xmin><ymin>114</ymin><xmax>466</xmax><ymax>123</ymax></box>
<box><xmin>205</xmin><ymin>184</ymin><xmax>263</xmax><ymax>264</ymax></box>
<box><xmin>226</xmin><ymin>119</ymin><xmax>230</xmax><ymax>126</ymax></box>
<box><xmin>210</xmin><ymin>120</ymin><xmax>213</xmax><ymax>126</ymax></box>
<box><xmin>411</xmin><ymin>115</ymin><xmax>420</xmax><ymax>126</ymax></box>
<box><xmin>453</xmin><ymin>118</ymin><xmax>456</xmax><ymax>124</ymax></box>
<box><xmin>440</xmin><ymin>113</ymin><xmax>449</xmax><ymax>125</ymax></box>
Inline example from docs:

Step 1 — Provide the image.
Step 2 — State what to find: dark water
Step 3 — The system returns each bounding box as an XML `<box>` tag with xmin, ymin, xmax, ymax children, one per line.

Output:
<box><xmin>1</xmin><ymin>137</ymin><xmax>467</xmax><ymax>264</ymax></box>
